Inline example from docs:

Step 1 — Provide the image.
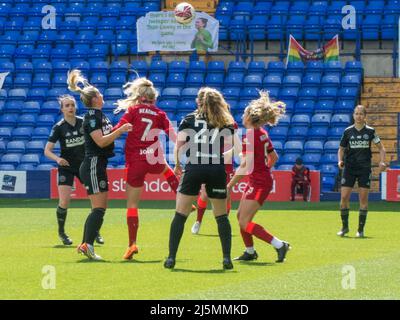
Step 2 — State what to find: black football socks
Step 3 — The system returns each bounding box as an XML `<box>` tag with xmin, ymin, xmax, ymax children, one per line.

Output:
<box><xmin>340</xmin><ymin>208</ymin><xmax>349</xmax><ymax>230</ymax></box>
<box><xmin>215</xmin><ymin>214</ymin><xmax>232</xmax><ymax>260</ymax></box>
<box><xmin>56</xmin><ymin>206</ymin><xmax>67</xmax><ymax>235</ymax></box>
<box><xmin>358</xmin><ymin>209</ymin><xmax>368</xmax><ymax>233</ymax></box>
<box><xmin>168</xmin><ymin>212</ymin><xmax>188</xmax><ymax>259</ymax></box>
<box><xmin>83</xmin><ymin>208</ymin><xmax>105</xmax><ymax>245</ymax></box>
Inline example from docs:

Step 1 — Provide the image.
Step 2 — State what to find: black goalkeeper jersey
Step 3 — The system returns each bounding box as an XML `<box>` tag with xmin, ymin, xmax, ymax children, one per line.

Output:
<box><xmin>82</xmin><ymin>109</ymin><xmax>114</xmax><ymax>158</ymax></box>
<box><xmin>178</xmin><ymin>112</ymin><xmax>234</xmax><ymax>166</ymax></box>
<box><xmin>48</xmin><ymin>117</ymin><xmax>85</xmax><ymax>169</ymax></box>
<box><xmin>340</xmin><ymin>124</ymin><xmax>381</xmax><ymax>169</ymax></box>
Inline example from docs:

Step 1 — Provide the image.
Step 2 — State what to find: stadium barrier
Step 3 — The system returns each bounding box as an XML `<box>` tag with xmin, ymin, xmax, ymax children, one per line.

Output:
<box><xmin>0</xmin><ymin>170</ymin><xmax>50</xmax><ymax>198</ymax></box>
<box><xmin>381</xmin><ymin>169</ymin><xmax>400</xmax><ymax>202</ymax></box>
<box><xmin>50</xmin><ymin>169</ymin><xmax>321</xmax><ymax>202</ymax></box>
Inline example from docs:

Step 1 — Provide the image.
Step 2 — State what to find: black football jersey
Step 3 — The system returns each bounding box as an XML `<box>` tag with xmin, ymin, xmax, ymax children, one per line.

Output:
<box><xmin>178</xmin><ymin>112</ymin><xmax>234</xmax><ymax>166</ymax></box>
<box><xmin>340</xmin><ymin>124</ymin><xmax>381</xmax><ymax>169</ymax></box>
<box><xmin>48</xmin><ymin>117</ymin><xmax>85</xmax><ymax>168</ymax></box>
<box><xmin>82</xmin><ymin>109</ymin><xmax>114</xmax><ymax>158</ymax></box>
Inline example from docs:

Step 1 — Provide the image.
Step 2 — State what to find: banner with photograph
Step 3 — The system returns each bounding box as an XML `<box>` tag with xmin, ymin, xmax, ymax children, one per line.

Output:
<box><xmin>137</xmin><ymin>11</ymin><xmax>219</xmax><ymax>52</ymax></box>
<box><xmin>0</xmin><ymin>171</ymin><xmax>27</xmax><ymax>194</ymax></box>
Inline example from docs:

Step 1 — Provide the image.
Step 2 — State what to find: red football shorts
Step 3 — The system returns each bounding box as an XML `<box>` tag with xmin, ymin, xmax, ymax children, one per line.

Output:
<box><xmin>242</xmin><ymin>178</ymin><xmax>273</xmax><ymax>206</ymax></box>
<box><xmin>126</xmin><ymin>160</ymin><xmax>166</xmax><ymax>188</ymax></box>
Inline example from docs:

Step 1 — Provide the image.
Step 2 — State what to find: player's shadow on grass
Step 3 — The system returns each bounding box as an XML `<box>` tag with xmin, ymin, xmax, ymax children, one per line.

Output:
<box><xmin>50</xmin><ymin>245</ymin><xmax>75</xmax><ymax>249</ymax></box>
<box><xmin>119</xmin><ymin>259</ymin><xmax>163</xmax><ymax>264</ymax></box>
<box><xmin>340</xmin><ymin>236</ymin><xmax>374</xmax><ymax>240</ymax></box>
<box><xmin>238</xmin><ymin>261</ymin><xmax>275</xmax><ymax>267</ymax></box>
<box><xmin>172</xmin><ymin>268</ymin><xmax>237</xmax><ymax>274</ymax></box>
<box><xmin>76</xmin><ymin>259</ymin><xmax>111</xmax><ymax>263</ymax></box>
<box><xmin>196</xmin><ymin>234</ymin><xmax>238</xmax><ymax>238</ymax></box>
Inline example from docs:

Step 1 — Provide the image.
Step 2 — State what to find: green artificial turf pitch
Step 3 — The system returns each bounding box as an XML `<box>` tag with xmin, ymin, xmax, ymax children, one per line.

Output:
<box><xmin>0</xmin><ymin>199</ymin><xmax>399</xmax><ymax>300</ymax></box>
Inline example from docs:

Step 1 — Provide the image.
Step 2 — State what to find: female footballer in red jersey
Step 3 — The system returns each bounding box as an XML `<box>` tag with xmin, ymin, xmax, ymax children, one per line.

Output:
<box><xmin>191</xmin><ymin>122</ymin><xmax>241</xmax><ymax>234</ymax></box>
<box><xmin>227</xmin><ymin>92</ymin><xmax>291</xmax><ymax>263</ymax></box>
<box><xmin>113</xmin><ymin>78</ymin><xmax>182</xmax><ymax>260</ymax></box>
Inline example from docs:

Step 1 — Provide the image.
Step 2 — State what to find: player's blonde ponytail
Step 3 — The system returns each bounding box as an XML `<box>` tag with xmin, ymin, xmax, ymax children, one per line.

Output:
<box><xmin>114</xmin><ymin>78</ymin><xmax>158</xmax><ymax>114</ymax></box>
<box><xmin>196</xmin><ymin>87</ymin><xmax>235</xmax><ymax>129</ymax></box>
<box><xmin>244</xmin><ymin>91</ymin><xmax>286</xmax><ymax>127</ymax></box>
<box><xmin>67</xmin><ymin>69</ymin><xmax>100</xmax><ymax>108</ymax></box>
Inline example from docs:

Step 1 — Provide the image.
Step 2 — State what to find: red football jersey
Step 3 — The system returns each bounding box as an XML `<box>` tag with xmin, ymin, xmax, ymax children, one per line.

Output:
<box><xmin>242</xmin><ymin>127</ymin><xmax>274</xmax><ymax>184</ymax></box>
<box><xmin>114</xmin><ymin>104</ymin><xmax>176</xmax><ymax>162</ymax></box>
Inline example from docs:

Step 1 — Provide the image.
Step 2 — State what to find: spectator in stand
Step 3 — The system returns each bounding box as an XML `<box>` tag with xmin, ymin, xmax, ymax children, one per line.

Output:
<box><xmin>290</xmin><ymin>158</ymin><xmax>311</xmax><ymax>202</ymax></box>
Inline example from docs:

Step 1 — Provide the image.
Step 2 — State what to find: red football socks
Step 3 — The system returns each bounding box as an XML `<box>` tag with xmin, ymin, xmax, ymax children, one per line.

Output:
<box><xmin>196</xmin><ymin>196</ymin><xmax>207</xmax><ymax>223</ymax></box>
<box><xmin>163</xmin><ymin>168</ymin><xmax>179</xmax><ymax>193</ymax></box>
<box><xmin>127</xmin><ymin>208</ymin><xmax>139</xmax><ymax>246</ymax></box>
<box><xmin>240</xmin><ymin>228</ymin><xmax>254</xmax><ymax>247</ymax></box>
<box><xmin>245</xmin><ymin>221</ymin><xmax>273</xmax><ymax>244</ymax></box>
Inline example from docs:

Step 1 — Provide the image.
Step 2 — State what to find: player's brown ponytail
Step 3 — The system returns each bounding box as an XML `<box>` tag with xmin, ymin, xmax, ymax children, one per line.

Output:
<box><xmin>196</xmin><ymin>87</ymin><xmax>235</xmax><ymax>129</ymax></box>
<box><xmin>244</xmin><ymin>91</ymin><xmax>286</xmax><ymax>127</ymax></box>
<box><xmin>114</xmin><ymin>77</ymin><xmax>158</xmax><ymax>114</ymax></box>
<box><xmin>67</xmin><ymin>69</ymin><xmax>100</xmax><ymax>108</ymax></box>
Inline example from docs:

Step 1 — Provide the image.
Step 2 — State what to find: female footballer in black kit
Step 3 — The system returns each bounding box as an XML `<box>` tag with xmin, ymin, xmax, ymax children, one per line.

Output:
<box><xmin>337</xmin><ymin>105</ymin><xmax>386</xmax><ymax>238</ymax></box>
<box><xmin>67</xmin><ymin>70</ymin><xmax>132</xmax><ymax>260</ymax></box>
<box><xmin>164</xmin><ymin>87</ymin><xmax>236</xmax><ymax>270</ymax></box>
<box><xmin>45</xmin><ymin>95</ymin><xmax>104</xmax><ymax>246</ymax></box>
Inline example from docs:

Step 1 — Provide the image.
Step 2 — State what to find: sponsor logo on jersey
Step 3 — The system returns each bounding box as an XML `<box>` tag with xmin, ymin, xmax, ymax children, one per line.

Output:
<box><xmin>90</xmin><ymin>119</ymin><xmax>96</xmax><ymax>128</ymax></box>
<box><xmin>65</xmin><ymin>132</ymin><xmax>71</xmax><ymax>137</ymax></box>
<box><xmin>73</xmin><ymin>131</ymin><xmax>78</xmax><ymax>135</ymax></box>
<box><xmin>349</xmin><ymin>140</ymin><xmax>370</xmax><ymax>148</ymax></box>
<box><xmin>260</xmin><ymin>134</ymin><xmax>268</xmax><ymax>142</ymax></box>
<box><xmin>140</xmin><ymin>148</ymin><xmax>155</xmax><ymax>155</ymax></box>
<box><xmin>363</xmin><ymin>134</ymin><xmax>369</xmax><ymax>140</ymax></box>
<box><xmin>66</xmin><ymin>136</ymin><xmax>85</xmax><ymax>148</ymax></box>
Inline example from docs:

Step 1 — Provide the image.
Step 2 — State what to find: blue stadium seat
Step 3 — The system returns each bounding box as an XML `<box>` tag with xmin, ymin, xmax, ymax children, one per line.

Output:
<box><xmin>314</xmin><ymin>100</ymin><xmax>334</xmax><ymax>114</ymax></box>
<box><xmin>186</xmin><ymin>73</ymin><xmax>204</xmax><ymax>88</ymax></box>
<box><xmin>335</xmin><ymin>100</ymin><xmax>355</xmax><ymax>113</ymax></box>
<box><xmin>222</xmin><ymin>88</ymin><xmax>240</xmax><ymax>100</ymax></box>
<box><xmin>308</xmin><ymin>126</ymin><xmax>328</xmax><ymax>140</ymax></box>
<box><xmin>225</xmin><ymin>73</ymin><xmax>244</xmax><ymax>88</ymax></box>
<box><xmin>321</xmin><ymin>75</ymin><xmax>341</xmax><ymax>88</ymax></box>
<box><xmin>269</xmin><ymin>126</ymin><xmax>288</xmax><ymax>140</ymax></box>
<box><xmin>150</xmin><ymin>60</ymin><xmax>168</xmax><ymax>74</ymax></box>
<box><xmin>110</xmin><ymin>60</ymin><xmax>129</xmax><ymax>74</ymax></box>
<box><xmin>17</xmin><ymin>164</ymin><xmax>36</xmax><ymax>170</ymax></box>
<box><xmin>288</xmin><ymin>126</ymin><xmax>308</xmax><ymax>140</ymax></box>
<box><xmin>5</xmin><ymin>101</ymin><xmax>24</xmax><ymax>113</ymax></box>
<box><xmin>36</xmin><ymin>164</ymin><xmax>56</xmax><ymax>171</ymax></box>
<box><xmin>304</xmin><ymin>140</ymin><xmax>324</xmax><ymax>154</ymax></box>
<box><xmin>303</xmin><ymin>153</ymin><xmax>321</xmax><ymax>166</ymax></box>
<box><xmin>280</xmin><ymin>153</ymin><xmax>302</xmax><ymax>165</ymax></box>
<box><xmin>294</xmin><ymin>101</ymin><xmax>315</xmax><ymax>115</ymax></box>
<box><xmin>248</xmin><ymin>61</ymin><xmax>266</xmax><ymax>76</ymax></box>
<box><xmin>321</xmin><ymin>164</ymin><xmax>338</xmax><ymax>177</ymax></box>
<box><xmin>47</xmin><ymin>88</ymin><xmax>68</xmax><ymax>101</ymax></box>
<box><xmin>109</xmin><ymin>74</ymin><xmax>126</xmax><ymax>87</ymax></box>
<box><xmin>7</xmin><ymin>141</ymin><xmax>25</xmax><ymax>153</ymax></box>
<box><xmin>37</xmin><ymin>115</ymin><xmax>56</xmax><ymax>127</ymax></box>
<box><xmin>324</xmin><ymin>61</ymin><xmax>343</xmax><ymax>77</ymax></box>
<box><xmin>311</xmin><ymin>113</ymin><xmax>331</xmax><ymax>127</ymax></box>
<box><xmin>166</xmin><ymin>74</ymin><xmax>185</xmax><ymax>88</ymax></box>
<box><xmin>161</xmin><ymin>88</ymin><xmax>181</xmax><ymax>100</ymax></box>
<box><xmin>0</xmin><ymin>114</ymin><xmax>17</xmax><ymax>127</ymax></box>
<box><xmin>319</xmin><ymin>87</ymin><xmax>338</xmax><ymax>100</ymax></box>
<box><xmin>205</xmin><ymin>74</ymin><xmax>224</xmax><ymax>89</ymax></box>
<box><xmin>148</xmin><ymin>73</ymin><xmax>166</xmax><ymax>88</ymax></box>
<box><xmin>291</xmin><ymin>114</ymin><xmax>310</xmax><ymax>126</ymax></box>
<box><xmin>12</xmin><ymin>127</ymin><xmax>33</xmax><ymax>140</ymax></box>
<box><xmin>285</xmin><ymin>141</ymin><xmax>304</xmax><ymax>153</ymax></box>
<box><xmin>0</xmin><ymin>89</ymin><xmax>7</xmax><ymax>101</ymax></box>
<box><xmin>240</xmin><ymin>87</ymin><xmax>259</xmax><ymax>101</ymax></box>
<box><xmin>338</xmin><ymin>87</ymin><xmax>359</xmax><ymax>101</ymax></box>
<box><xmin>324</xmin><ymin>140</ymin><xmax>340</xmax><ymax>153</ymax></box>
<box><xmin>1</xmin><ymin>154</ymin><xmax>22</xmax><ymax>166</ymax></box>
<box><xmin>362</xmin><ymin>15</ymin><xmax>381</xmax><ymax>40</ymax></box>
<box><xmin>31</xmin><ymin>127</ymin><xmax>50</xmax><ymax>140</ymax></box>
<box><xmin>14</xmin><ymin>74</ymin><xmax>32</xmax><ymax>89</ymax></box>
<box><xmin>15</xmin><ymin>61</ymin><xmax>33</xmax><ymax>74</ymax></box>
<box><xmin>26</xmin><ymin>140</ymin><xmax>45</xmax><ymax>154</ymax></box>
<box><xmin>298</xmin><ymin>87</ymin><xmax>318</xmax><ymax>100</ymax></box>
<box><xmin>0</xmin><ymin>128</ymin><xmax>12</xmax><ymax>140</ymax></box>
<box><xmin>283</xmin><ymin>75</ymin><xmax>302</xmax><ymax>88</ymax></box>
<box><xmin>181</xmin><ymin>88</ymin><xmax>199</xmax><ymax>101</ymax></box>
<box><xmin>277</xmin><ymin>164</ymin><xmax>293</xmax><ymax>171</ymax></box>
<box><xmin>327</xmin><ymin>127</ymin><xmax>345</xmax><ymax>140</ymax></box>
<box><xmin>21</xmin><ymin>154</ymin><xmax>40</xmax><ymax>165</ymax></box>
<box><xmin>114</xmin><ymin>140</ymin><xmax>125</xmax><ymax>154</ymax></box>
<box><xmin>177</xmin><ymin>101</ymin><xmax>197</xmax><ymax>112</ymax></box>
<box><xmin>331</xmin><ymin>114</ymin><xmax>351</xmax><ymax>127</ymax></box>
<box><xmin>244</xmin><ymin>75</ymin><xmax>262</xmax><ymax>88</ymax></box>
<box><xmin>158</xmin><ymin>100</ymin><xmax>178</xmax><ymax>112</ymax></box>
<box><xmin>273</xmin><ymin>141</ymin><xmax>283</xmax><ymax>154</ymax></box>
<box><xmin>18</xmin><ymin>114</ymin><xmax>37</xmax><ymax>127</ymax></box>
<box><xmin>263</xmin><ymin>75</ymin><xmax>282</xmax><ymax>89</ymax></box>
<box><xmin>188</xmin><ymin>61</ymin><xmax>206</xmax><ymax>75</ymax></box>
<box><xmin>341</xmin><ymin>75</ymin><xmax>361</xmax><ymax>88</ymax></box>
<box><xmin>267</xmin><ymin>61</ymin><xmax>285</xmax><ymax>77</ymax></box>
<box><xmin>8</xmin><ymin>89</ymin><xmax>27</xmax><ymax>101</ymax></box>
<box><xmin>90</xmin><ymin>73</ymin><xmax>108</xmax><ymax>88</ymax></box>
<box><xmin>169</xmin><ymin>61</ymin><xmax>188</xmax><ymax>74</ymax></box>
<box><xmin>320</xmin><ymin>152</ymin><xmax>338</xmax><ymax>165</ymax></box>
<box><xmin>321</xmin><ymin>176</ymin><xmax>335</xmax><ymax>191</ymax></box>
<box><xmin>278</xmin><ymin>114</ymin><xmax>291</xmax><ymax>127</ymax></box>
<box><xmin>104</xmin><ymin>88</ymin><xmax>123</xmax><ymax>100</ymax></box>
<box><xmin>279</xmin><ymin>87</ymin><xmax>299</xmax><ymax>100</ymax></box>
<box><xmin>207</xmin><ymin>61</ymin><xmax>225</xmax><ymax>75</ymax></box>
<box><xmin>302</xmin><ymin>74</ymin><xmax>321</xmax><ymax>87</ymax></box>
<box><xmin>130</xmin><ymin>60</ymin><xmax>148</xmax><ymax>77</ymax></box>
<box><xmin>41</xmin><ymin>102</ymin><xmax>60</xmax><ymax>115</ymax></box>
